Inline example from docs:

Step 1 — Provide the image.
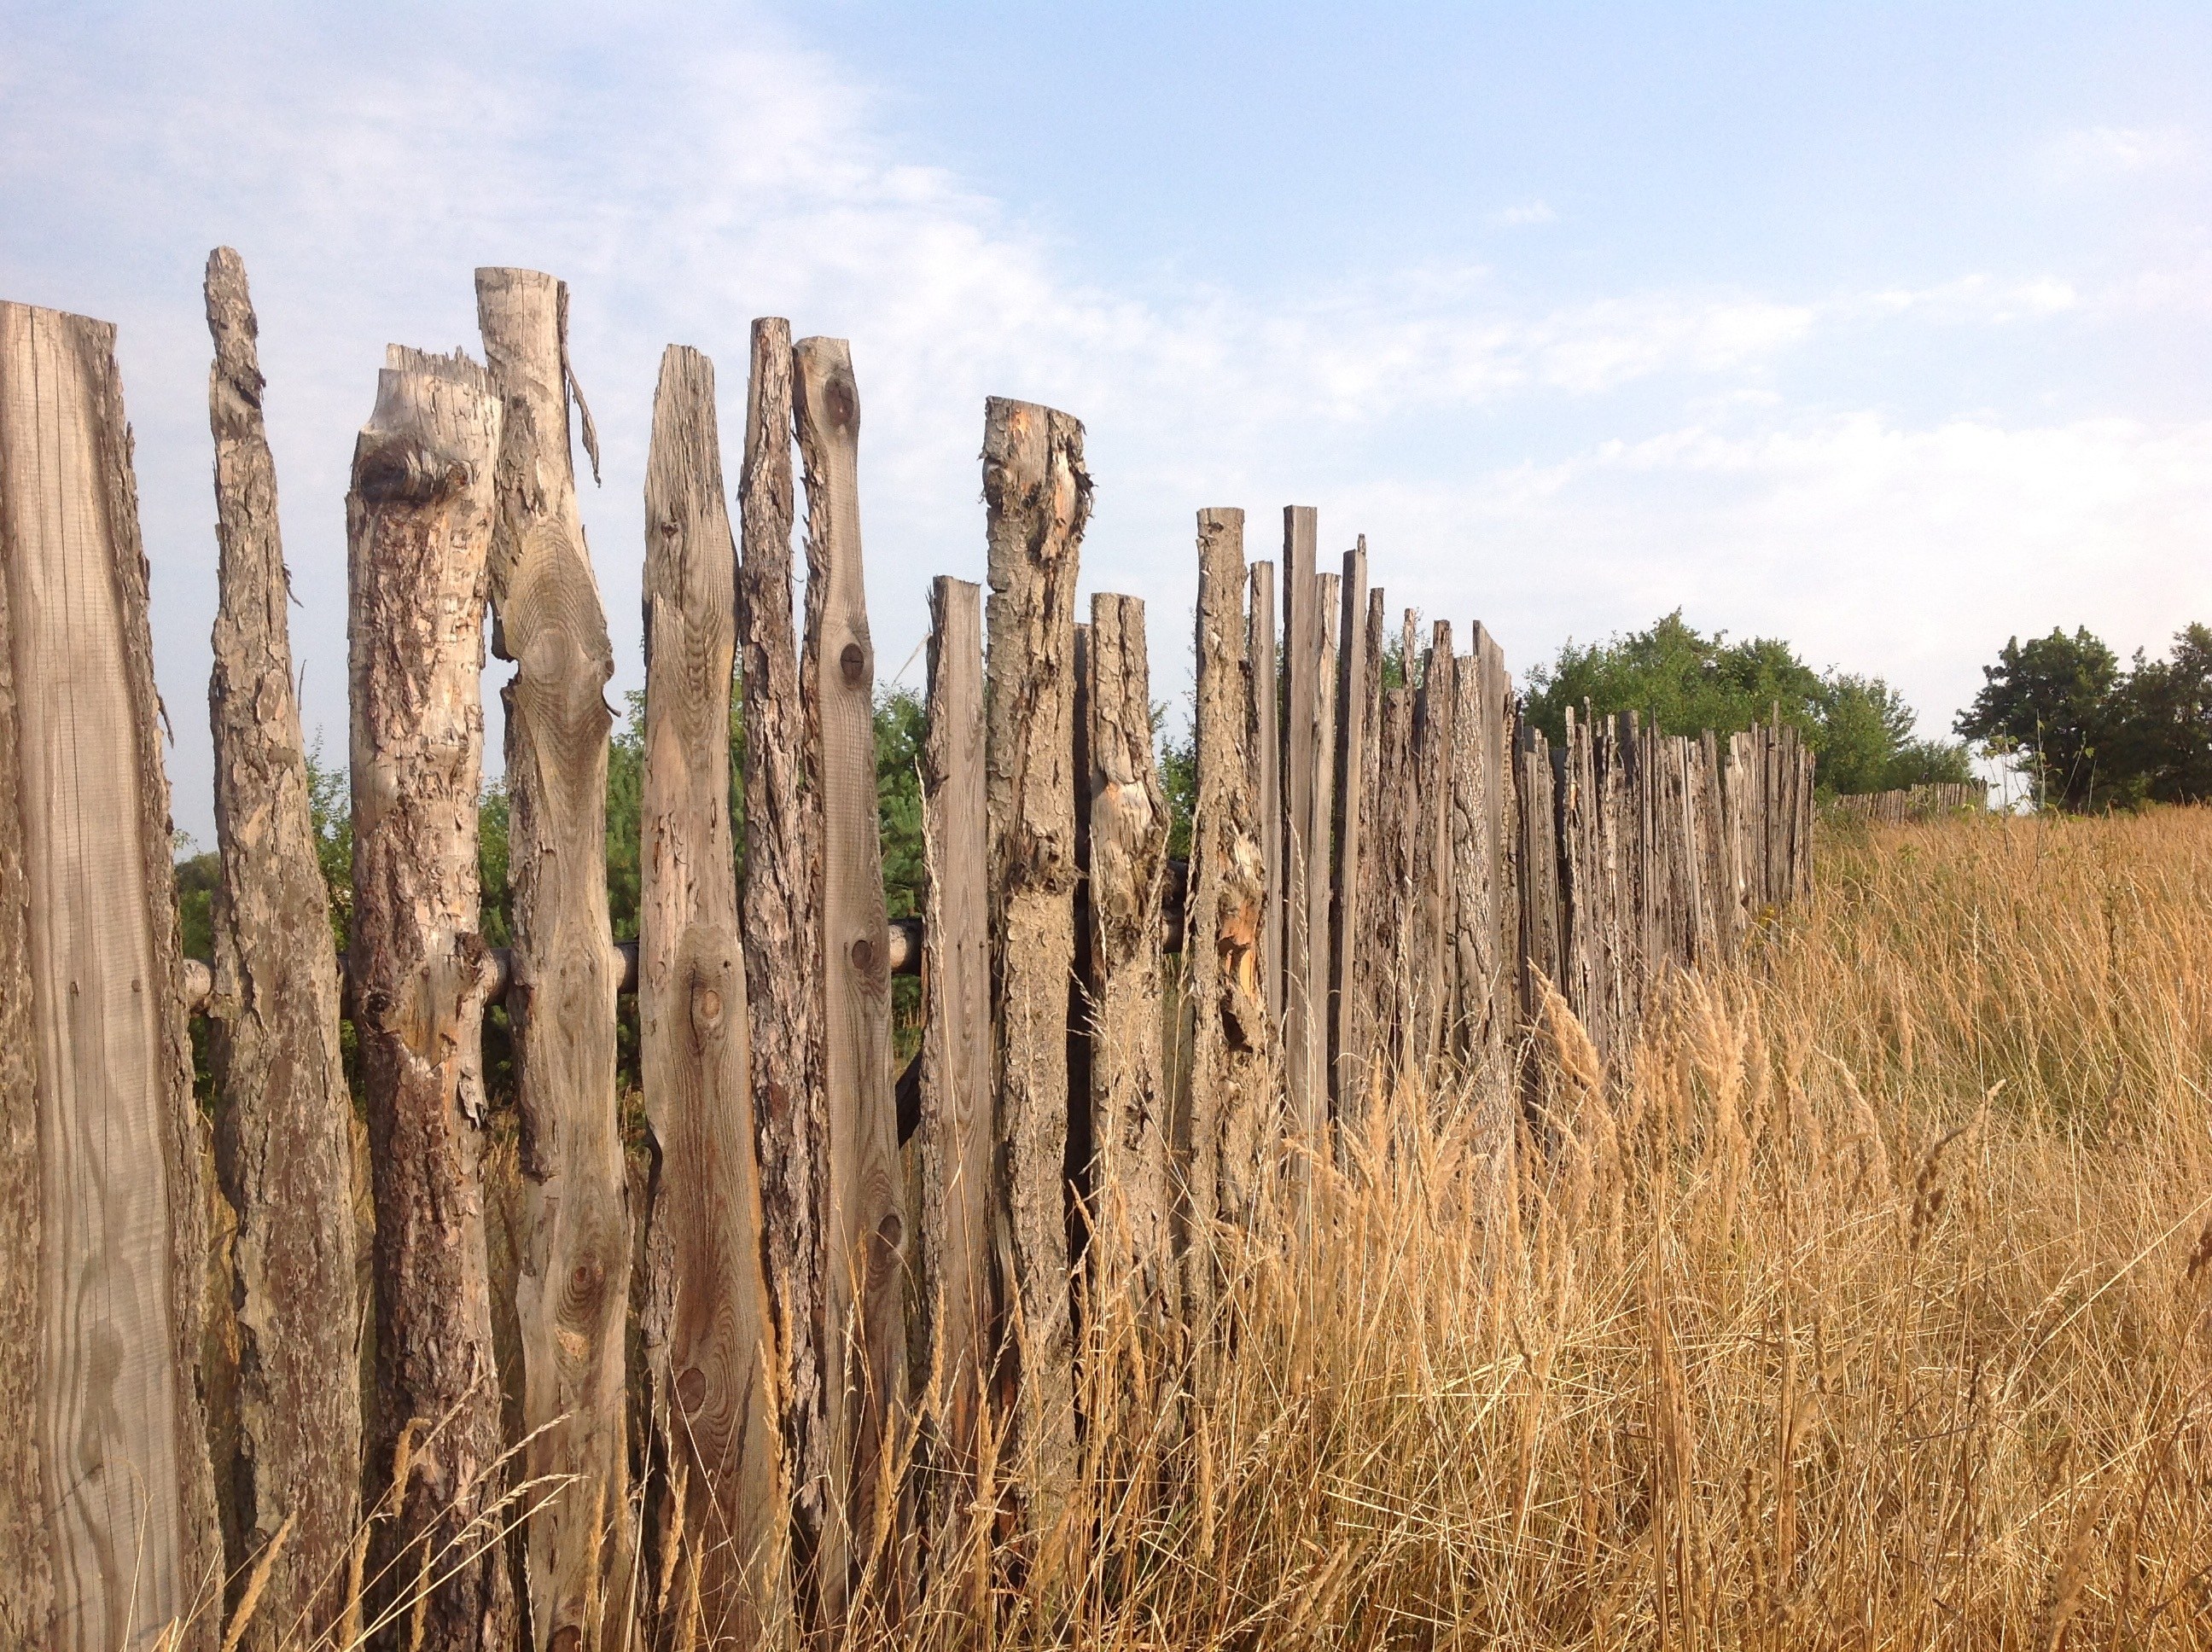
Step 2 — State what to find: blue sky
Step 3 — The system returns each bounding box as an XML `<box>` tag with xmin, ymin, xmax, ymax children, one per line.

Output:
<box><xmin>4</xmin><ymin>3</ymin><xmax>2209</xmax><ymax>840</ymax></box>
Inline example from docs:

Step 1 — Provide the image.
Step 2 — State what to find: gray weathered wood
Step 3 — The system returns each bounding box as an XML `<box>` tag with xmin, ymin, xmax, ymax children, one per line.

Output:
<box><xmin>1294</xmin><ymin>569</ymin><xmax>1338</xmax><ymax>1170</ymax></box>
<box><xmin>1411</xmin><ymin>625</ymin><xmax>1456</xmax><ymax>1067</ymax></box>
<box><xmin>1086</xmin><ymin>593</ymin><xmax>1173</xmax><ymax>1312</ymax></box>
<box><xmin>1186</xmin><ymin>510</ymin><xmax>1270</xmax><ymax>1303</ymax></box>
<box><xmin>1247</xmin><ymin>561</ymin><xmax>1281</xmax><ymax>1032</ymax></box>
<box><xmin>0</xmin><ymin>300</ymin><xmax>221</xmax><ymax>1652</ymax></box>
<box><xmin>1516</xmin><ymin>725</ymin><xmax>1563</xmax><ymax>1031</ymax></box>
<box><xmin>1279</xmin><ymin>509</ymin><xmax>1320</xmax><ymax>1157</ymax></box>
<box><xmin>917</xmin><ymin>576</ymin><xmax>991</xmax><ymax>1577</ymax></box>
<box><xmin>1328</xmin><ymin>541</ymin><xmax>1368</xmax><ymax>1132</ymax></box>
<box><xmin>640</xmin><ymin>344</ymin><xmax>783</xmax><ymax>1643</ymax></box>
<box><xmin>735</xmin><ymin>317</ymin><xmax>833</xmax><ymax>1604</ymax></box>
<box><xmin>202</xmin><ymin>247</ymin><xmax>360</xmax><ymax>1649</ymax></box>
<box><xmin>982</xmin><ymin>395</ymin><xmax>1089</xmax><ymax>1531</ymax></box>
<box><xmin>795</xmin><ymin>337</ymin><xmax>905</xmax><ymax>1602</ymax></box>
<box><xmin>1346</xmin><ymin>587</ymin><xmax>1390</xmax><ymax>1125</ymax></box>
<box><xmin>476</xmin><ymin>265</ymin><xmax>633</xmax><ymax>1652</ymax></box>
<box><xmin>1371</xmin><ymin>683</ymin><xmax>1417</xmax><ymax>1082</ymax></box>
<box><xmin>347</xmin><ymin>342</ymin><xmax>514</xmax><ymax>1652</ymax></box>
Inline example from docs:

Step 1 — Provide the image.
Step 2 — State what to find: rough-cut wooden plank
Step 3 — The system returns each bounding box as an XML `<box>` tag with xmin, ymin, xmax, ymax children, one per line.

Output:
<box><xmin>201</xmin><ymin>247</ymin><xmax>360</xmax><ymax>1648</ymax></box>
<box><xmin>476</xmin><ymin>265</ymin><xmax>632</xmax><ymax>1652</ymax></box>
<box><xmin>1293</xmin><ymin>569</ymin><xmax>1338</xmax><ymax>1171</ymax></box>
<box><xmin>1516</xmin><ymin>725</ymin><xmax>1563</xmax><ymax>1031</ymax></box>
<box><xmin>1411</xmin><ymin>625</ymin><xmax>1456</xmax><ymax>1067</ymax></box>
<box><xmin>1328</xmin><ymin>541</ymin><xmax>1368</xmax><ymax>1131</ymax></box>
<box><xmin>916</xmin><ymin>576</ymin><xmax>991</xmax><ymax>1576</ymax></box>
<box><xmin>1346</xmin><ymin>587</ymin><xmax>1390</xmax><ymax>1125</ymax></box>
<box><xmin>1278</xmin><ymin>509</ymin><xmax>1320</xmax><ymax>1155</ymax></box>
<box><xmin>1185</xmin><ymin>509</ymin><xmax>1270</xmax><ymax>1304</ymax></box>
<box><xmin>0</xmin><ymin>300</ymin><xmax>220</xmax><ymax>1652</ymax></box>
<box><xmin>640</xmin><ymin>344</ymin><xmax>783</xmax><ymax>1643</ymax></box>
<box><xmin>347</xmin><ymin>342</ymin><xmax>513</xmax><ymax>1652</ymax></box>
<box><xmin>1086</xmin><ymin>593</ymin><xmax>1173</xmax><ymax>1311</ymax></box>
<box><xmin>983</xmin><ymin>395</ymin><xmax>1089</xmax><ymax>1533</ymax></box>
<box><xmin>1458</xmin><ymin>626</ymin><xmax>1517</xmax><ymax>1074</ymax></box>
<box><xmin>1370</xmin><ymin>684</ymin><xmax>1417</xmax><ymax>1079</ymax></box>
<box><xmin>735</xmin><ymin>317</ymin><xmax>833</xmax><ymax>1604</ymax></box>
<box><xmin>795</xmin><ymin>338</ymin><xmax>905</xmax><ymax>1603</ymax></box>
<box><xmin>1247</xmin><ymin>560</ymin><xmax>1281</xmax><ymax>1032</ymax></box>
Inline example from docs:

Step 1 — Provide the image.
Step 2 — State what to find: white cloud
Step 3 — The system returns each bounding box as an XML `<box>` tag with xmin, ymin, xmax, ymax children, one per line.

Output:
<box><xmin>2046</xmin><ymin>124</ymin><xmax>2197</xmax><ymax>178</ymax></box>
<box><xmin>1489</xmin><ymin>201</ymin><xmax>1557</xmax><ymax>227</ymax></box>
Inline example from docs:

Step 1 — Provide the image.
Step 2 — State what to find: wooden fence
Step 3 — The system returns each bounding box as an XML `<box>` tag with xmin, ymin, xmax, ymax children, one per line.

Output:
<box><xmin>0</xmin><ymin>259</ymin><xmax>1813</xmax><ymax>1650</ymax></box>
<box><xmin>1833</xmin><ymin>780</ymin><xmax>1984</xmax><ymax>823</ymax></box>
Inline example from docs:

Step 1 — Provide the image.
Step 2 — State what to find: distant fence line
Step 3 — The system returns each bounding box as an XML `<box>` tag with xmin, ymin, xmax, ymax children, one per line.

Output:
<box><xmin>1834</xmin><ymin>781</ymin><xmax>1986</xmax><ymax>823</ymax></box>
<box><xmin>0</xmin><ymin>259</ymin><xmax>1813</xmax><ymax>1650</ymax></box>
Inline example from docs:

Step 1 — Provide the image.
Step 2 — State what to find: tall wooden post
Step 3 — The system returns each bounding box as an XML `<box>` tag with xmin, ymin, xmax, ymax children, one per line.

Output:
<box><xmin>916</xmin><ymin>576</ymin><xmax>992</xmax><ymax>1579</ymax></box>
<box><xmin>982</xmin><ymin>396</ymin><xmax>1089</xmax><ymax>1531</ymax></box>
<box><xmin>1279</xmin><ymin>509</ymin><xmax>1320</xmax><ymax>1159</ymax></box>
<box><xmin>1086</xmin><ymin>593</ymin><xmax>1173</xmax><ymax>1312</ymax></box>
<box><xmin>0</xmin><ymin>300</ymin><xmax>221</xmax><ymax>1652</ymax></box>
<box><xmin>1412</xmin><ymin>625</ymin><xmax>1456</xmax><ymax>1067</ymax></box>
<box><xmin>1328</xmin><ymin>541</ymin><xmax>1369</xmax><ymax>1133</ymax></box>
<box><xmin>735</xmin><ymin>317</ymin><xmax>832</xmax><ymax>1604</ymax></box>
<box><xmin>202</xmin><ymin>248</ymin><xmax>361</xmax><ymax>1647</ymax></box>
<box><xmin>1294</xmin><ymin>570</ymin><xmax>1339</xmax><ymax>1169</ymax></box>
<box><xmin>795</xmin><ymin>338</ymin><xmax>904</xmax><ymax>1603</ymax></box>
<box><xmin>640</xmin><ymin>344</ymin><xmax>783</xmax><ymax>1643</ymax></box>
<box><xmin>476</xmin><ymin>266</ymin><xmax>632</xmax><ymax>1650</ymax></box>
<box><xmin>1247</xmin><ymin>561</ymin><xmax>1281</xmax><ymax>1031</ymax></box>
<box><xmin>347</xmin><ymin>343</ymin><xmax>514</xmax><ymax>1652</ymax></box>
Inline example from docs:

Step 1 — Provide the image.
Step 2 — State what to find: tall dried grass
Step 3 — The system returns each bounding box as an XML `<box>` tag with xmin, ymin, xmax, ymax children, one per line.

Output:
<box><xmin>217</xmin><ymin>809</ymin><xmax>2212</xmax><ymax>1648</ymax></box>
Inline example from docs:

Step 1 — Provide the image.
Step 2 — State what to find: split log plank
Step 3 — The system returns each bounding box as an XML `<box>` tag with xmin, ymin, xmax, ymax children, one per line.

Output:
<box><xmin>202</xmin><ymin>248</ymin><xmax>360</xmax><ymax>1647</ymax></box>
<box><xmin>982</xmin><ymin>396</ymin><xmax>1089</xmax><ymax>1528</ymax></box>
<box><xmin>1328</xmin><ymin>541</ymin><xmax>1368</xmax><ymax>1131</ymax></box>
<box><xmin>640</xmin><ymin>344</ymin><xmax>783</xmax><ymax>1643</ymax></box>
<box><xmin>1247</xmin><ymin>561</ymin><xmax>1281</xmax><ymax>1032</ymax></box>
<box><xmin>347</xmin><ymin>342</ymin><xmax>515</xmax><ymax>1652</ymax></box>
<box><xmin>1279</xmin><ymin>509</ymin><xmax>1320</xmax><ymax>1160</ymax></box>
<box><xmin>476</xmin><ymin>265</ymin><xmax>632</xmax><ymax>1650</ymax></box>
<box><xmin>0</xmin><ymin>300</ymin><xmax>221</xmax><ymax>1652</ymax></box>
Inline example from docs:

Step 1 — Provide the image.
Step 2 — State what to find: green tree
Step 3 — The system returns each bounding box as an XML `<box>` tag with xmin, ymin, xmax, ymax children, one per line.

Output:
<box><xmin>2098</xmin><ymin>624</ymin><xmax>2212</xmax><ymax>807</ymax></box>
<box><xmin>1954</xmin><ymin>627</ymin><xmax>2122</xmax><ymax>811</ymax></box>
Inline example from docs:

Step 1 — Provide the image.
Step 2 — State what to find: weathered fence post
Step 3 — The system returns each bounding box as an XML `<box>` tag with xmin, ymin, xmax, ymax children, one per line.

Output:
<box><xmin>202</xmin><ymin>248</ymin><xmax>361</xmax><ymax>1647</ymax></box>
<box><xmin>1412</xmin><ymin>625</ymin><xmax>1456</xmax><ymax>1067</ymax></box>
<box><xmin>0</xmin><ymin>300</ymin><xmax>221</xmax><ymax>1652</ymax></box>
<box><xmin>1186</xmin><ymin>509</ymin><xmax>1269</xmax><ymax>1303</ymax></box>
<box><xmin>1248</xmin><ymin>561</ymin><xmax>1282</xmax><ymax>1032</ymax></box>
<box><xmin>476</xmin><ymin>265</ymin><xmax>633</xmax><ymax>1650</ymax></box>
<box><xmin>1516</xmin><ymin>724</ymin><xmax>1563</xmax><ymax>1034</ymax></box>
<box><xmin>1086</xmin><ymin>593</ymin><xmax>1173</xmax><ymax>1312</ymax></box>
<box><xmin>640</xmin><ymin>343</ymin><xmax>783</xmax><ymax>1643</ymax></box>
<box><xmin>795</xmin><ymin>337</ymin><xmax>905</xmax><ymax>1603</ymax></box>
<box><xmin>982</xmin><ymin>395</ymin><xmax>1090</xmax><ymax>1534</ymax></box>
<box><xmin>917</xmin><ymin>575</ymin><xmax>992</xmax><ymax>1583</ymax></box>
<box><xmin>1348</xmin><ymin>587</ymin><xmax>1392</xmax><ymax>1124</ymax></box>
<box><xmin>735</xmin><ymin>317</ymin><xmax>833</xmax><ymax>1609</ymax></box>
<box><xmin>1328</xmin><ymin>541</ymin><xmax>1369</xmax><ymax>1132</ymax></box>
<box><xmin>1280</xmin><ymin>509</ymin><xmax>1322</xmax><ymax>1166</ymax></box>
<box><xmin>347</xmin><ymin>343</ymin><xmax>514</xmax><ymax>1652</ymax></box>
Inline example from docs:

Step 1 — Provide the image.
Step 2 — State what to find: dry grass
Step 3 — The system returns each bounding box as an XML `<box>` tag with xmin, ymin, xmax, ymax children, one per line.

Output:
<box><xmin>216</xmin><ymin>808</ymin><xmax>2212</xmax><ymax>1648</ymax></box>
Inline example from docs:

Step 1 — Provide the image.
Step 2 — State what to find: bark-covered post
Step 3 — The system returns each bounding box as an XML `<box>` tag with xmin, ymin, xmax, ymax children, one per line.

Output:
<box><xmin>983</xmin><ymin>396</ymin><xmax>1090</xmax><ymax>1532</ymax></box>
<box><xmin>475</xmin><ymin>266</ymin><xmax>632</xmax><ymax>1649</ymax></box>
<box><xmin>1186</xmin><ymin>510</ymin><xmax>1270</xmax><ymax>1310</ymax></box>
<box><xmin>1086</xmin><ymin>593</ymin><xmax>1173</xmax><ymax>1312</ymax></box>
<box><xmin>916</xmin><ymin>576</ymin><xmax>992</xmax><ymax>1579</ymax></box>
<box><xmin>1329</xmin><ymin>541</ymin><xmax>1369</xmax><ymax>1133</ymax></box>
<box><xmin>640</xmin><ymin>344</ymin><xmax>784</xmax><ymax>1642</ymax></box>
<box><xmin>1247</xmin><ymin>561</ymin><xmax>1281</xmax><ymax>1031</ymax></box>
<box><xmin>735</xmin><ymin>317</ymin><xmax>831</xmax><ymax>1602</ymax></box>
<box><xmin>347</xmin><ymin>343</ymin><xmax>513</xmax><ymax>1652</ymax></box>
<box><xmin>795</xmin><ymin>338</ymin><xmax>905</xmax><ymax>1604</ymax></box>
<box><xmin>202</xmin><ymin>248</ymin><xmax>361</xmax><ymax>1647</ymax></box>
<box><xmin>0</xmin><ymin>300</ymin><xmax>221</xmax><ymax>1652</ymax></box>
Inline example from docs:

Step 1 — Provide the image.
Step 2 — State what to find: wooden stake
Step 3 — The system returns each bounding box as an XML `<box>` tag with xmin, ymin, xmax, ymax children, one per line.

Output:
<box><xmin>1247</xmin><ymin>561</ymin><xmax>1281</xmax><ymax>1031</ymax></box>
<box><xmin>1328</xmin><ymin>541</ymin><xmax>1369</xmax><ymax>1132</ymax></box>
<box><xmin>202</xmin><ymin>248</ymin><xmax>361</xmax><ymax>1649</ymax></box>
<box><xmin>1280</xmin><ymin>508</ymin><xmax>1321</xmax><ymax>1162</ymax></box>
<box><xmin>640</xmin><ymin>344</ymin><xmax>783</xmax><ymax>1643</ymax></box>
<box><xmin>346</xmin><ymin>342</ymin><xmax>514</xmax><ymax>1652</ymax></box>
<box><xmin>0</xmin><ymin>300</ymin><xmax>221</xmax><ymax>1652</ymax></box>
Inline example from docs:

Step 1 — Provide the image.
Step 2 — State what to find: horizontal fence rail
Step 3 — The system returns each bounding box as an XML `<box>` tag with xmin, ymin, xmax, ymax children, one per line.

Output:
<box><xmin>0</xmin><ymin>258</ymin><xmax>1819</xmax><ymax>1649</ymax></box>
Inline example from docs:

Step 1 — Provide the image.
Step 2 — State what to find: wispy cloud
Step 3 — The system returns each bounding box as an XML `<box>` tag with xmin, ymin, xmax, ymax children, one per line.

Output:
<box><xmin>2045</xmin><ymin>124</ymin><xmax>2197</xmax><ymax>178</ymax></box>
<box><xmin>1489</xmin><ymin>201</ymin><xmax>1557</xmax><ymax>228</ymax></box>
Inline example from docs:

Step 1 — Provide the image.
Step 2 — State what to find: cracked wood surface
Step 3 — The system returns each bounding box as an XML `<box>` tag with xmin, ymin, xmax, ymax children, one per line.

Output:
<box><xmin>202</xmin><ymin>247</ymin><xmax>360</xmax><ymax>1649</ymax></box>
<box><xmin>0</xmin><ymin>299</ymin><xmax>219</xmax><ymax>1652</ymax></box>
<box><xmin>348</xmin><ymin>341</ymin><xmax>515</xmax><ymax>1652</ymax></box>
<box><xmin>1278</xmin><ymin>509</ymin><xmax>1320</xmax><ymax>1173</ymax></box>
<box><xmin>641</xmin><ymin>344</ymin><xmax>783</xmax><ymax>1644</ymax></box>
<box><xmin>1328</xmin><ymin>541</ymin><xmax>1368</xmax><ymax>1137</ymax></box>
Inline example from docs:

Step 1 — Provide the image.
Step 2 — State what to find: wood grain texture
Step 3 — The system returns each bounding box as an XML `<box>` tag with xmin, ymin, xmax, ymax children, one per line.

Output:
<box><xmin>0</xmin><ymin>300</ymin><xmax>220</xmax><ymax>1652</ymax></box>
<box><xmin>201</xmin><ymin>248</ymin><xmax>360</xmax><ymax>1648</ymax></box>
<box><xmin>1346</xmin><ymin>588</ymin><xmax>1390</xmax><ymax>1124</ymax></box>
<box><xmin>640</xmin><ymin>345</ymin><xmax>783</xmax><ymax>1643</ymax></box>
<box><xmin>1411</xmin><ymin>626</ymin><xmax>1456</xmax><ymax>1069</ymax></box>
<box><xmin>1294</xmin><ymin>569</ymin><xmax>1338</xmax><ymax>1172</ymax></box>
<box><xmin>1086</xmin><ymin>593</ymin><xmax>1173</xmax><ymax>1313</ymax></box>
<box><xmin>916</xmin><ymin>576</ymin><xmax>991</xmax><ymax>1578</ymax></box>
<box><xmin>1369</xmin><ymin>684</ymin><xmax>1417</xmax><ymax>1081</ymax></box>
<box><xmin>1516</xmin><ymin>726</ymin><xmax>1562</xmax><ymax>1032</ymax></box>
<box><xmin>734</xmin><ymin>317</ymin><xmax>833</xmax><ymax>1603</ymax></box>
<box><xmin>476</xmin><ymin>268</ymin><xmax>633</xmax><ymax>1652</ymax></box>
<box><xmin>1185</xmin><ymin>509</ymin><xmax>1270</xmax><ymax>1308</ymax></box>
<box><xmin>1278</xmin><ymin>509</ymin><xmax>1320</xmax><ymax>1164</ymax></box>
<box><xmin>347</xmin><ymin>341</ymin><xmax>515</xmax><ymax>1652</ymax></box>
<box><xmin>1328</xmin><ymin>542</ymin><xmax>1368</xmax><ymax>1136</ymax></box>
<box><xmin>795</xmin><ymin>337</ymin><xmax>905</xmax><ymax>1606</ymax></box>
<box><xmin>982</xmin><ymin>395</ymin><xmax>1088</xmax><ymax>1531</ymax></box>
<box><xmin>1246</xmin><ymin>561</ymin><xmax>1281</xmax><ymax>1033</ymax></box>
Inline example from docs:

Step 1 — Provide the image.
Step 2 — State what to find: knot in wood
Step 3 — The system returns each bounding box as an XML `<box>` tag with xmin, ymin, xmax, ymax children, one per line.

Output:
<box><xmin>850</xmin><ymin>935</ymin><xmax>876</xmax><ymax>974</ymax></box>
<box><xmin>840</xmin><ymin>641</ymin><xmax>866</xmax><ymax>684</ymax></box>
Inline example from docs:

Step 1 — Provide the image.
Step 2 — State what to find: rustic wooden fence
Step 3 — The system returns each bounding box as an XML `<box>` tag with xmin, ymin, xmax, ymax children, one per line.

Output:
<box><xmin>1833</xmin><ymin>780</ymin><xmax>1983</xmax><ymax>822</ymax></box>
<box><xmin>0</xmin><ymin>259</ymin><xmax>1813</xmax><ymax>1650</ymax></box>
